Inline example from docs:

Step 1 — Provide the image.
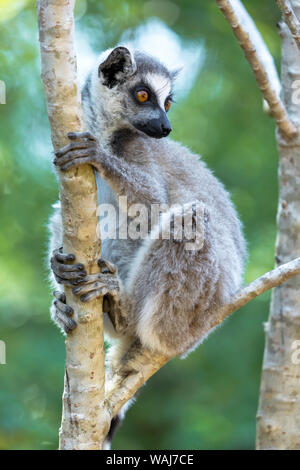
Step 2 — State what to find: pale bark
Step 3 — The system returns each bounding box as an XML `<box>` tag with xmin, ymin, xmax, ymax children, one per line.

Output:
<box><xmin>216</xmin><ymin>0</ymin><xmax>297</xmax><ymax>140</ymax></box>
<box><xmin>277</xmin><ymin>0</ymin><xmax>300</xmax><ymax>50</ymax></box>
<box><xmin>37</xmin><ymin>0</ymin><xmax>110</xmax><ymax>450</ymax></box>
<box><xmin>256</xmin><ymin>1</ymin><xmax>300</xmax><ymax>450</ymax></box>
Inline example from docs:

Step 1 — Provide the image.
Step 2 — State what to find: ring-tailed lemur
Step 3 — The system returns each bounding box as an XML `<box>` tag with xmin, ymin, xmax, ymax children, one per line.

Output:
<box><xmin>49</xmin><ymin>46</ymin><xmax>246</xmax><ymax>448</ymax></box>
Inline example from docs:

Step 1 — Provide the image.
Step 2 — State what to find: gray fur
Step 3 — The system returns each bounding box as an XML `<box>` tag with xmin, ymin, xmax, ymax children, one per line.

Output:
<box><xmin>49</xmin><ymin>46</ymin><xmax>246</xmax><ymax>356</ymax></box>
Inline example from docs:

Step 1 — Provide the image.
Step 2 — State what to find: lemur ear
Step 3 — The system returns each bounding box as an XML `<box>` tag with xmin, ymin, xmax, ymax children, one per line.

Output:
<box><xmin>98</xmin><ymin>47</ymin><xmax>137</xmax><ymax>88</ymax></box>
<box><xmin>170</xmin><ymin>67</ymin><xmax>182</xmax><ymax>83</ymax></box>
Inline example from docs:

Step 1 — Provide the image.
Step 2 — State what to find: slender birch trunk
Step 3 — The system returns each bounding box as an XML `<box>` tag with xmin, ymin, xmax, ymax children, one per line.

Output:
<box><xmin>37</xmin><ymin>0</ymin><xmax>110</xmax><ymax>449</ymax></box>
<box><xmin>256</xmin><ymin>0</ymin><xmax>300</xmax><ymax>450</ymax></box>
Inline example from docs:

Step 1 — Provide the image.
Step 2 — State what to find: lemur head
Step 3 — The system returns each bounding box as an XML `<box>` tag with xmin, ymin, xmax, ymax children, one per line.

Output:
<box><xmin>85</xmin><ymin>46</ymin><xmax>176</xmax><ymax>140</ymax></box>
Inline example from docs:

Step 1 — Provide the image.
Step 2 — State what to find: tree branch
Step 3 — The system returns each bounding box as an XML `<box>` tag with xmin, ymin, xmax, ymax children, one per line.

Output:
<box><xmin>106</xmin><ymin>257</ymin><xmax>300</xmax><ymax>418</ymax></box>
<box><xmin>216</xmin><ymin>0</ymin><xmax>297</xmax><ymax>140</ymax></box>
<box><xmin>37</xmin><ymin>0</ymin><xmax>109</xmax><ymax>450</ymax></box>
<box><xmin>216</xmin><ymin>257</ymin><xmax>300</xmax><ymax>324</ymax></box>
<box><xmin>105</xmin><ymin>345</ymin><xmax>170</xmax><ymax>419</ymax></box>
<box><xmin>276</xmin><ymin>0</ymin><xmax>300</xmax><ymax>50</ymax></box>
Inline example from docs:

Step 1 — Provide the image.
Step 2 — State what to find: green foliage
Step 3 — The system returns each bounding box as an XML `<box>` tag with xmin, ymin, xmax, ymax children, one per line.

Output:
<box><xmin>0</xmin><ymin>0</ymin><xmax>281</xmax><ymax>449</ymax></box>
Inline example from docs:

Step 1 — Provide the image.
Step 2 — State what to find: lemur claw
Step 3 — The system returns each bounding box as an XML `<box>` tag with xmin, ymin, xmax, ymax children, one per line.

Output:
<box><xmin>51</xmin><ymin>290</ymin><xmax>77</xmax><ymax>334</ymax></box>
<box><xmin>97</xmin><ymin>257</ymin><xmax>117</xmax><ymax>274</ymax></box>
<box><xmin>67</xmin><ymin>131</ymin><xmax>96</xmax><ymax>141</ymax></box>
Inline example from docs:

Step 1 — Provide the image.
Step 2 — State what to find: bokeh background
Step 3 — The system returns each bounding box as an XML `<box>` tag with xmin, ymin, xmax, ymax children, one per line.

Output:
<box><xmin>0</xmin><ymin>0</ymin><xmax>281</xmax><ymax>449</ymax></box>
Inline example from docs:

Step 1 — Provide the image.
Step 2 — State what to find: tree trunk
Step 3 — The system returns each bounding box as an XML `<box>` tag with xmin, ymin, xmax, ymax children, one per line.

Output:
<box><xmin>37</xmin><ymin>0</ymin><xmax>110</xmax><ymax>449</ymax></box>
<box><xmin>256</xmin><ymin>0</ymin><xmax>300</xmax><ymax>450</ymax></box>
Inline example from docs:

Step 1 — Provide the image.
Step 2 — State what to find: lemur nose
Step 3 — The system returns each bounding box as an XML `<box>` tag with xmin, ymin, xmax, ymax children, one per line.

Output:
<box><xmin>161</xmin><ymin>124</ymin><xmax>172</xmax><ymax>137</ymax></box>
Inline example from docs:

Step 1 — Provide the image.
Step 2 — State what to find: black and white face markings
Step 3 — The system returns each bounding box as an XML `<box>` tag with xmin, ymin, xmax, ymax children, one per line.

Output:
<box><xmin>129</xmin><ymin>72</ymin><xmax>174</xmax><ymax>139</ymax></box>
<box><xmin>86</xmin><ymin>47</ymin><xmax>176</xmax><ymax>140</ymax></box>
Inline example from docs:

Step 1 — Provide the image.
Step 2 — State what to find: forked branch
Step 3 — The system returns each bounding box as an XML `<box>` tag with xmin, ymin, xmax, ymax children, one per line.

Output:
<box><xmin>216</xmin><ymin>0</ymin><xmax>297</xmax><ymax>140</ymax></box>
<box><xmin>276</xmin><ymin>0</ymin><xmax>300</xmax><ymax>50</ymax></box>
<box><xmin>106</xmin><ymin>257</ymin><xmax>300</xmax><ymax>418</ymax></box>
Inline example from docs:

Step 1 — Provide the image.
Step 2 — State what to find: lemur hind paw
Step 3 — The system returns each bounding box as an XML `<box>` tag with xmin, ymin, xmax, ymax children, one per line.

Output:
<box><xmin>72</xmin><ymin>258</ymin><xmax>120</xmax><ymax>303</ymax></box>
<box><xmin>51</xmin><ymin>249</ymin><xmax>120</xmax><ymax>303</ymax></box>
<box><xmin>53</xmin><ymin>131</ymin><xmax>98</xmax><ymax>172</ymax></box>
<box><xmin>51</xmin><ymin>247</ymin><xmax>87</xmax><ymax>286</ymax></box>
<box><xmin>166</xmin><ymin>201</ymin><xmax>206</xmax><ymax>249</ymax></box>
<box><xmin>51</xmin><ymin>290</ymin><xmax>77</xmax><ymax>334</ymax></box>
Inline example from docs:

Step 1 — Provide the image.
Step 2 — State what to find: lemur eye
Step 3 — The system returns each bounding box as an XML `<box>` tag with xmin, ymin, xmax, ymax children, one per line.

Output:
<box><xmin>136</xmin><ymin>90</ymin><xmax>149</xmax><ymax>103</ymax></box>
<box><xmin>165</xmin><ymin>99</ymin><xmax>171</xmax><ymax>112</ymax></box>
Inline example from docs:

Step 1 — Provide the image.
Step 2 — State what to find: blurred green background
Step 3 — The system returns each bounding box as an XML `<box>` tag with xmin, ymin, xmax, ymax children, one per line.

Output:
<box><xmin>0</xmin><ymin>0</ymin><xmax>281</xmax><ymax>449</ymax></box>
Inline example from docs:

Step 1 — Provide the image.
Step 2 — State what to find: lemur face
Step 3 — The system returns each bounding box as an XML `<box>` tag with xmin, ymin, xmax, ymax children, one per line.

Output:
<box><xmin>98</xmin><ymin>47</ymin><xmax>175</xmax><ymax>139</ymax></box>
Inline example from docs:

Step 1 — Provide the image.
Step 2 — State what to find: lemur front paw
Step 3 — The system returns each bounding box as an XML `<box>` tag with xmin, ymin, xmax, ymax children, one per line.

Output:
<box><xmin>54</xmin><ymin>131</ymin><xmax>100</xmax><ymax>171</ymax></box>
<box><xmin>51</xmin><ymin>290</ymin><xmax>77</xmax><ymax>334</ymax></box>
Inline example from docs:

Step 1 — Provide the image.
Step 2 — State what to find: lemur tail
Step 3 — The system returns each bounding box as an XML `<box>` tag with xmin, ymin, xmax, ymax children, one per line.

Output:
<box><xmin>103</xmin><ymin>415</ymin><xmax>122</xmax><ymax>450</ymax></box>
<box><xmin>102</xmin><ymin>339</ymin><xmax>139</xmax><ymax>450</ymax></box>
<box><xmin>103</xmin><ymin>399</ymin><xmax>134</xmax><ymax>450</ymax></box>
